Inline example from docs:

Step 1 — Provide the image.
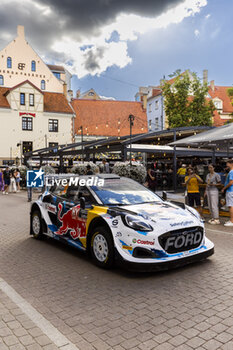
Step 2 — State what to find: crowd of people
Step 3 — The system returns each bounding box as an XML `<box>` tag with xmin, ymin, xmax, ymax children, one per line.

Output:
<box><xmin>0</xmin><ymin>166</ymin><xmax>21</xmax><ymax>194</ymax></box>
<box><xmin>146</xmin><ymin>159</ymin><xmax>233</xmax><ymax>227</ymax></box>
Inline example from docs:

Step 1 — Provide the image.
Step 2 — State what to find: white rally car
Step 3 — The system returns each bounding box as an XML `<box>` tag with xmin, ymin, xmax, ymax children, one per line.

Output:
<box><xmin>30</xmin><ymin>174</ymin><xmax>214</xmax><ymax>271</ymax></box>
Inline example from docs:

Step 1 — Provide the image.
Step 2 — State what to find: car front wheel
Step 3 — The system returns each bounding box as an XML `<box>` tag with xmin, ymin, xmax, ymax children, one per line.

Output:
<box><xmin>31</xmin><ymin>211</ymin><xmax>43</xmax><ymax>239</ymax></box>
<box><xmin>90</xmin><ymin>226</ymin><xmax>114</xmax><ymax>268</ymax></box>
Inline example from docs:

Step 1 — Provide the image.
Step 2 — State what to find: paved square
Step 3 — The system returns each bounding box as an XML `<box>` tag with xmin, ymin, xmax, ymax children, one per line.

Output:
<box><xmin>0</xmin><ymin>192</ymin><xmax>232</xmax><ymax>349</ymax></box>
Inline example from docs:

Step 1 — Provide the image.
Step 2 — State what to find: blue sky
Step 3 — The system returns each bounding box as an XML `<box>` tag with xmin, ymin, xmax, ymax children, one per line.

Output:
<box><xmin>72</xmin><ymin>0</ymin><xmax>233</xmax><ymax>101</ymax></box>
<box><xmin>0</xmin><ymin>0</ymin><xmax>232</xmax><ymax>101</ymax></box>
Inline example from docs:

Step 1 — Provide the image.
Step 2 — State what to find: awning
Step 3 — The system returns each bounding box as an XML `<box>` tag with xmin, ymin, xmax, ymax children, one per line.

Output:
<box><xmin>170</xmin><ymin>123</ymin><xmax>233</xmax><ymax>147</ymax></box>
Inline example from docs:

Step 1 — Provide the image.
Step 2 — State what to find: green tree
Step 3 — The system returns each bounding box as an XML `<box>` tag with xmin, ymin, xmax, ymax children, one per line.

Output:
<box><xmin>161</xmin><ymin>70</ymin><xmax>215</xmax><ymax>128</ymax></box>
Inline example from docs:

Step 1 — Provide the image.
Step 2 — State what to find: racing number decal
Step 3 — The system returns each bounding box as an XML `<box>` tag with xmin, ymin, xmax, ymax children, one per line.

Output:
<box><xmin>55</xmin><ymin>203</ymin><xmax>86</xmax><ymax>240</ymax></box>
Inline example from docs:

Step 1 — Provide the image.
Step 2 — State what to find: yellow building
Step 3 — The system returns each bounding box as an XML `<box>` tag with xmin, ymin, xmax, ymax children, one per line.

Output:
<box><xmin>0</xmin><ymin>26</ymin><xmax>74</xmax><ymax>165</ymax></box>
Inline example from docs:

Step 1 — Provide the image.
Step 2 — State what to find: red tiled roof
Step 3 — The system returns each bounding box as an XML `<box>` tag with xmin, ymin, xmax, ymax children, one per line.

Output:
<box><xmin>0</xmin><ymin>86</ymin><xmax>73</xmax><ymax>114</ymax></box>
<box><xmin>0</xmin><ymin>87</ymin><xmax>10</xmax><ymax>108</ymax></box>
<box><xmin>44</xmin><ymin>92</ymin><xmax>73</xmax><ymax>114</ymax></box>
<box><xmin>208</xmin><ymin>86</ymin><xmax>233</xmax><ymax>113</ymax></box>
<box><xmin>208</xmin><ymin>86</ymin><xmax>233</xmax><ymax>126</ymax></box>
<box><xmin>71</xmin><ymin>99</ymin><xmax>148</xmax><ymax>137</ymax></box>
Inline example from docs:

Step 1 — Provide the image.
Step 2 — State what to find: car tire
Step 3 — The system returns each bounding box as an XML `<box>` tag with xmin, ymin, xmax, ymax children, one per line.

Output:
<box><xmin>90</xmin><ymin>226</ymin><xmax>114</xmax><ymax>268</ymax></box>
<box><xmin>31</xmin><ymin>210</ymin><xmax>44</xmax><ymax>239</ymax></box>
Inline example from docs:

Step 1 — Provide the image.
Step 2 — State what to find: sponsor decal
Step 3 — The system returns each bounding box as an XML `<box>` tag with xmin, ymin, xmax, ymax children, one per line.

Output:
<box><xmin>115</xmin><ymin>232</ymin><xmax>122</xmax><ymax>237</ymax></box>
<box><xmin>55</xmin><ymin>203</ymin><xmax>86</xmax><ymax>240</ymax></box>
<box><xmin>122</xmin><ymin>245</ymin><xmax>133</xmax><ymax>251</ymax></box>
<box><xmin>170</xmin><ymin>221</ymin><xmax>194</xmax><ymax>227</ymax></box>
<box><xmin>165</xmin><ymin>231</ymin><xmax>202</xmax><ymax>251</ymax></box>
<box><xmin>132</xmin><ymin>238</ymin><xmax>154</xmax><ymax>245</ymax></box>
<box><xmin>27</xmin><ymin>169</ymin><xmax>44</xmax><ymax>188</ymax></box>
<box><xmin>112</xmin><ymin>219</ymin><xmax>118</xmax><ymax>226</ymax></box>
<box><xmin>47</xmin><ymin>204</ymin><xmax>56</xmax><ymax>214</ymax></box>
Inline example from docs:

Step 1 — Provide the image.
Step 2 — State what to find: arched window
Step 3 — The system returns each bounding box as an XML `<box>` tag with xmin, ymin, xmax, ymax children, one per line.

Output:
<box><xmin>0</xmin><ymin>75</ymin><xmax>3</xmax><ymax>85</ymax></box>
<box><xmin>31</xmin><ymin>60</ymin><xmax>36</xmax><ymax>72</ymax></box>
<box><xmin>41</xmin><ymin>80</ymin><xmax>45</xmax><ymax>90</ymax></box>
<box><xmin>7</xmin><ymin>57</ymin><xmax>12</xmax><ymax>68</ymax></box>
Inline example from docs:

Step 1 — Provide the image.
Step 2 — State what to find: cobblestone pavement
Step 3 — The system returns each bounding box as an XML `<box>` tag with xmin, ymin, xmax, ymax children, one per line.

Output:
<box><xmin>0</xmin><ymin>192</ymin><xmax>233</xmax><ymax>350</ymax></box>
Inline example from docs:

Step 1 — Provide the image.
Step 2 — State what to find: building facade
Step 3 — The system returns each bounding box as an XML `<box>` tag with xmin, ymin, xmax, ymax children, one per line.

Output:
<box><xmin>135</xmin><ymin>86</ymin><xmax>164</xmax><ymax>131</ymax></box>
<box><xmin>0</xmin><ymin>26</ymin><xmax>74</xmax><ymax>165</ymax></box>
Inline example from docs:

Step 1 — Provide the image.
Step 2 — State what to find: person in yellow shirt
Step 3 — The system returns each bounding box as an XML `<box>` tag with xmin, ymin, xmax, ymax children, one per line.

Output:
<box><xmin>177</xmin><ymin>164</ymin><xmax>186</xmax><ymax>185</ymax></box>
<box><xmin>185</xmin><ymin>167</ymin><xmax>203</xmax><ymax>217</ymax></box>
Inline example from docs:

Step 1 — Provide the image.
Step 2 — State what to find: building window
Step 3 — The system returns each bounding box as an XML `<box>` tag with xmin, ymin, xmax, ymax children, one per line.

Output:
<box><xmin>41</xmin><ymin>80</ymin><xmax>45</xmax><ymax>90</ymax></box>
<box><xmin>155</xmin><ymin>118</ymin><xmax>159</xmax><ymax>129</ymax></box>
<box><xmin>31</xmin><ymin>60</ymin><xmax>36</xmax><ymax>72</ymax></box>
<box><xmin>0</xmin><ymin>75</ymin><xmax>3</xmax><ymax>85</ymax></box>
<box><xmin>155</xmin><ymin>100</ymin><xmax>159</xmax><ymax>110</ymax></box>
<box><xmin>49</xmin><ymin>119</ymin><xmax>58</xmax><ymax>132</ymax></box>
<box><xmin>214</xmin><ymin>100</ymin><xmax>222</xmax><ymax>110</ymax></box>
<box><xmin>20</xmin><ymin>93</ymin><xmax>25</xmax><ymax>105</ymax></box>
<box><xmin>148</xmin><ymin>103</ymin><xmax>152</xmax><ymax>112</ymax></box>
<box><xmin>22</xmin><ymin>141</ymin><xmax>33</xmax><ymax>154</ymax></box>
<box><xmin>88</xmin><ymin>91</ymin><xmax>94</xmax><ymax>96</ymax></box>
<box><xmin>149</xmin><ymin>120</ymin><xmax>152</xmax><ymax>129</ymax></box>
<box><xmin>29</xmin><ymin>94</ymin><xmax>34</xmax><ymax>106</ymax></box>
<box><xmin>7</xmin><ymin>57</ymin><xmax>12</xmax><ymax>68</ymax></box>
<box><xmin>53</xmin><ymin>72</ymin><xmax>60</xmax><ymax>79</ymax></box>
<box><xmin>22</xmin><ymin>117</ymin><xmax>33</xmax><ymax>131</ymax></box>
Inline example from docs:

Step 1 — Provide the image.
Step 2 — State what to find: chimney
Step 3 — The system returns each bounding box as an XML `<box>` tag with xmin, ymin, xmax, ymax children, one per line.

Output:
<box><xmin>76</xmin><ymin>89</ymin><xmax>80</xmax><ymax>98</ymax></box>
<box><xmin>210</xmin><ymin>80</ymin><xmax>215</xmax><ymax>91</ymax></box>
<box><xmin>63</xmin><ymin>82</ymin><xmax>67</xmax><ymax>97</ymax></box>
<box><xmin>203</xmin><ymin>69</ymin><xmax>208</xmax><ymax>84</ymax></box>
<box><xmin>17</xmin><ymin>25</ymin><xmax>25</xmax><ymax>38</ymax></box>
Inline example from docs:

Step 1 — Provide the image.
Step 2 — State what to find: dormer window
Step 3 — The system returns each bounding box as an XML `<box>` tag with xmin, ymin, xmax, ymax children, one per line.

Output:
<box><xmin>0</xmin><ymin>75</ymin><xmax>3</xmax><ymax>85</ymax></box>
<box><xmin>41</xmin><ymin>80</ymin><xmax>45</xmax><ymax>90</ymax></box>
<box><xmin>214</xmin><ymin>99</ymin><xmax>222</xmax><ymax>110</ymax></box>
<box><xmin>31</xmin><ymin>60</ymin><xmax>36</xmax><ymax>72</ymax></box>
<box><xmin>88</xmin><ymin>91</ymin><xmax>94</xmax><ymax>96</ymax></box>
<box><xmin>7</xmin><ymin>57</ymin><xmax>12</xmax><ymax>68</ymax></box>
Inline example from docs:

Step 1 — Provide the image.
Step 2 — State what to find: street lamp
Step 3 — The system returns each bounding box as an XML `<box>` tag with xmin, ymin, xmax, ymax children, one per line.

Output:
<box><xmin>128</xmin><ymin>114</ymin><xmax>135</xmax><ymax>166</ymax></box>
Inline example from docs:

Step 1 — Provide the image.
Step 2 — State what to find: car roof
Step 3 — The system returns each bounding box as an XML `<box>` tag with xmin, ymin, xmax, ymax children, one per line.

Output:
<box><xmin>44</xmin><ymin>173</ymin><xmax>120</xmax><ymax>180</ymax></box>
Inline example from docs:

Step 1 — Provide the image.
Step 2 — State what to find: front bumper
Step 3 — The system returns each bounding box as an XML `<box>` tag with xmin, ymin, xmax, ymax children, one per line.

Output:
<box><xmin>116</xmin><ymin>246</ymin><xmax>214</xmax><ymax>272</ymax></box>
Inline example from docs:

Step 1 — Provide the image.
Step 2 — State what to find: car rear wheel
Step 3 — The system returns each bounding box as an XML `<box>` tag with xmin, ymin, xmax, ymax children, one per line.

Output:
<box><xmin>31</xmin><ymin>211</ymin><xmax>43</xmax><ymax>239</ymax></box>
<box><xmin>90</xmin><ymin>226</ymin><xmax>114</xmax><ymax>268</ymax></box>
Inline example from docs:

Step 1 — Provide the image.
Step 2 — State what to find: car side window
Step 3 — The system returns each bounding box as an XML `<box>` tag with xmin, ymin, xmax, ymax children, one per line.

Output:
<box><xmin>78</xmin><ymin>186</ymin><xmax>93</xmax><ymax>204</ymax></box>
<box><xmin>52</xmin><ymin>184</ymin><xmax>69</xmax><ymax>198</ymax></box>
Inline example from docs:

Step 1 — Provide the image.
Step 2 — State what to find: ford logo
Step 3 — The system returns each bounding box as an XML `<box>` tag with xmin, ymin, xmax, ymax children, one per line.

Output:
<box><xmin>165</xmin><ymin>231</ymin><xmax>203</xmax><ymax>251</ymax></box>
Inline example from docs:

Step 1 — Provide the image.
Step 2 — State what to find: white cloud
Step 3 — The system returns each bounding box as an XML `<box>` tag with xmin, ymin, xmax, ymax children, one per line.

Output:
<box><xmin>52</xmin><ymin>0</ymin><xmax>208</xmax><ymax>78</ymax></box>
<box><xmin>205</xmin><ymin>13</ymin><xmax>211</xmax><ymax>19</ymax></box>
<box><xmin>194</xmin><ymin>29</ymin><xmax>200</xmax><ymax>36</ymax></box>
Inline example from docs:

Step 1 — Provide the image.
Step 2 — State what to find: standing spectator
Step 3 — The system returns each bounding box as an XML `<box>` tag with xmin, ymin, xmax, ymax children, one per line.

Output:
<box><xmin>102</xmin><ymin>159</ymin><xmax>110</xmax><ymax>173</ymax></box>
<box><xmin>145</xmin><ymin>164</ymin><xmax>156</xmax><ymax>192</ymax></box>
<box><xmin>9</xmin><ymin>169</ymin><xmax>17</xmax><ymax>193</ymax></box>
<box><xmin>185</xmin><ymin>168</ymin><xmax>204</xmax><ymax>218</ymax></box>
<box><xmin>221</xmin><ymin>160</ymin><xmax>233</xmax><ymax>226</ymax></box>
<box><xmin>15</xmin><ymin>168</ymin><xmax>21</xmax><ymax>192</ymax></box>
<box><xmin>86</xmin><ymin>165</ymin><xmax>93</xmax><ymax>175</ymax></box>
<box><xmin>177</xmin><ymin>164</ymin><xmax>186</xmax><ymax>185</ymax></box>
<box><xmin>0</xmin><ymin>168</ymin><xmax>4</xmax><ymax>193</ymax></box>
<box><xmin>205</xmin><ymin>164</ymin><xmax>221</xmax><ymax>225</ymax></box>
<box><xmin>3</xmin><ymin>166</ymin><xmax>10</xmax><ymax>194</ymax></box>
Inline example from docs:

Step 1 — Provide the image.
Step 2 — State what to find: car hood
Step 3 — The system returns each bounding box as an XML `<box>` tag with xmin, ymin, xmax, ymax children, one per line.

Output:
<box><xmin>120</xmin><ymin>201</ymin><xmax>200</xmax><ymax>229</ymax></box>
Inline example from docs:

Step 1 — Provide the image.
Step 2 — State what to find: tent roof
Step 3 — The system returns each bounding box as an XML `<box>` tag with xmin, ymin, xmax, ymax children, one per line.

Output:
<box><xmin>170</xmin><ymin>123</ymin><xmax>233</xmax><ymax>147</ymax></box>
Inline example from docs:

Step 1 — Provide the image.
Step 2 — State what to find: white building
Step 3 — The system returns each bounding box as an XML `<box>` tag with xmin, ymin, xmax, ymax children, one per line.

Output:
<box><xmin>135</xmin><ymin>86</ymin><xmax>164</xmax><ymax>132</ymax></box>
<box><xmin>0</xmin><ymin>26</ymin><xmax>74</xmax><ymax>165</ymax></box>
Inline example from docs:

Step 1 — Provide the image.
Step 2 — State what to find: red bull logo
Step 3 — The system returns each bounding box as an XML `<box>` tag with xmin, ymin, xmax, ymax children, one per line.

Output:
<box><xmin>55</xmin><ymin>203</ymin><xmax>86</xmax><ymax>239</ymax></box>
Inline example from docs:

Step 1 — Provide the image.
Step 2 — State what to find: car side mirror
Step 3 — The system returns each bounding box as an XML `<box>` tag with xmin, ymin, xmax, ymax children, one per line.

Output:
<box><xmin>162</xmin><ymin>191</ymin><xmax>167</xmax><ymax>201</ymax></box>
<box><xmin>43</xmin><ymin>194</ymin><xmax>52</xmax><ymax>203</ymax></box>
<box><xmin>80</xmin><ymin>197</ymin><xmax>85</xmax><ymax>209</ymax></box>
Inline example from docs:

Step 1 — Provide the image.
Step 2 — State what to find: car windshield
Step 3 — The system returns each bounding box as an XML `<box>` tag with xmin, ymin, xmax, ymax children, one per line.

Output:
<box><xmin>91</xmin><ymin>177</ymin><xmax>162</xmax><ymax>206</ymax></box>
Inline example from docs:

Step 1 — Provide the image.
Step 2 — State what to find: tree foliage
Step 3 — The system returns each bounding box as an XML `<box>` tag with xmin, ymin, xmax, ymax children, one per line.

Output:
<box><xmin>161</xmin><ymin>70</ymin><xmax>215</xmax><ymax>128</ymax></box>
<box><xmin>227</xmin><ymin>88</ymin><xmax>233</xmax><ymax>123</ymax></box>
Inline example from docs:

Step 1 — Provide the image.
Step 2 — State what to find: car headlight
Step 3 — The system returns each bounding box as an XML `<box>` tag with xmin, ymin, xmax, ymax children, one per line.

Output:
<box><xmin>122</xmin><ymin>214</ymin><xmax>153</xmax><ymax>232</ymax></box>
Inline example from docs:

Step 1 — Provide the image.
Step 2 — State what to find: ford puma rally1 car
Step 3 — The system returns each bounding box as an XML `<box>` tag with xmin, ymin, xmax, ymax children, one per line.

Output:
<box><xmin>30</xmin><ymin>174</ymin><xmax>214</xmax><ymax>271</ymax></box>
